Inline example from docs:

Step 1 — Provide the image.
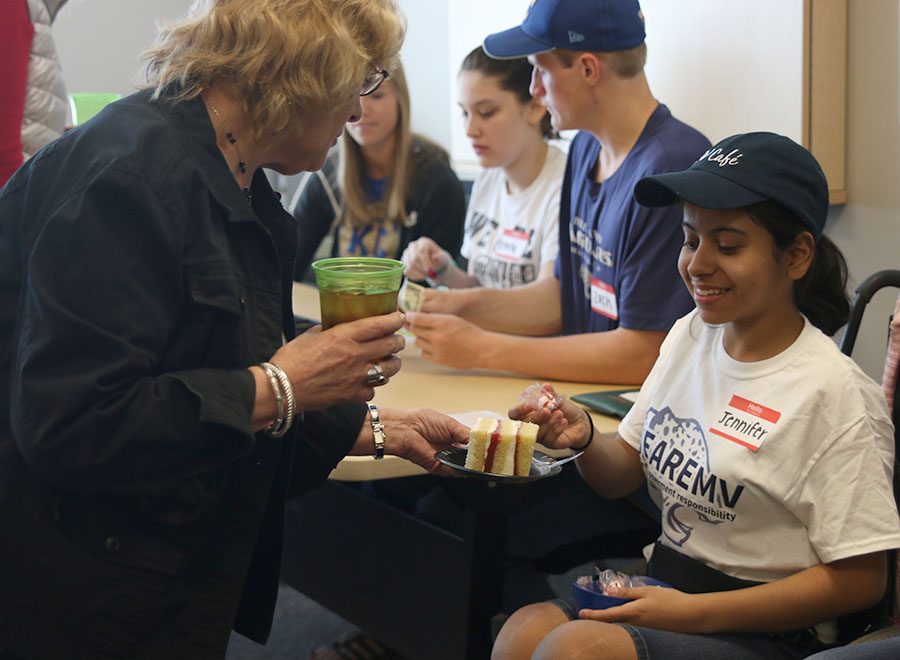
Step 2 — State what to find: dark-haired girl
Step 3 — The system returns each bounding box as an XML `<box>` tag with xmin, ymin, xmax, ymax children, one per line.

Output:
<box><xmin>496</xmin><ymin>133</ymin><xmax>900</xmax><ymax>660</ymax></box>
<box><xmin>402</xmin><ymin>46</ymin><xmax>565</xmax><ymax>289</ymax></box>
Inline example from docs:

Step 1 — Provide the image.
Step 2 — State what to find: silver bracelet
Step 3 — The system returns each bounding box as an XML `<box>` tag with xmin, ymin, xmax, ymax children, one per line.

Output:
<box><xmin>265</xmin><ymin>362</ymin><xmax>296</xmax><ymax>436</ymax></box>
<box><xmin>366</xmin><ymin>402</ymin><xmax>385</xmax><ymax>459</ymax></box>
<box><xmin>260</xmin><ymin>363</ymin><xmax>284</xmax><ymax>434</ymax></box>
<box><xmin>261</xmin><ymin>362</ymin><xmax>296</xmax><ymax>438</ymax></box>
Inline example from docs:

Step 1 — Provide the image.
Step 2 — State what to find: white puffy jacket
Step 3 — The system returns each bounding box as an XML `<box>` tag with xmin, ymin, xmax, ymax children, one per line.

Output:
<box><xmin>22</xmin><ymin>0</ymin><xmax>68</xmax><ymax>160</ymax></box>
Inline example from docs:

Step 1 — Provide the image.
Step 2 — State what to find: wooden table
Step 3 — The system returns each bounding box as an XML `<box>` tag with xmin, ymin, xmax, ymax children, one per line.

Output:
<box><xmin>281</xmin><ymin>284</ymin><xmax>621</xmax><ymax>659</ymax></box>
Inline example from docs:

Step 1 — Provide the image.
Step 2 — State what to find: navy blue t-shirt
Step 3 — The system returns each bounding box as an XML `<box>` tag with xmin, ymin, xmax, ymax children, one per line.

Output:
<box><xmin>555</xmin><ymin>104</ymin><xmax>710</xmax><ymax>335</ymax></box>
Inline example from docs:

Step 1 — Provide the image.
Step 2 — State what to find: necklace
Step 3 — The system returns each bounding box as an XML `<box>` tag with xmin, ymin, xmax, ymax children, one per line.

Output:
<box><xmin>208</xmin><ymin>102</ymin><xmax>252</xmax><ymax>203</ymax></box>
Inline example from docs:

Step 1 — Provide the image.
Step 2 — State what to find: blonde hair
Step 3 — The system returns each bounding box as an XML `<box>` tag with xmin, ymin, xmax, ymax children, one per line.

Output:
<box><xmin>339</xmin><ymin>60</ymin><xmax>415</xmax><ymax>227</ymax></box>
<box><xmin>555</xmin><ymin>43</ymin><xmax>647</xmax><ymax>78</ymax></box>
<box><xmin>139</xmin><ymin>0</ymin><xmax>406</xmax><ymax>141</ymax></box>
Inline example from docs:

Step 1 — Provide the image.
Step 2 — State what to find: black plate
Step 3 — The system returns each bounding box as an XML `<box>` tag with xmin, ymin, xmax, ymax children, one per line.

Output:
<box><xmin>435</xmin><ymin>446</ymin><xmax>567</xmax><ymax>483</ymax></box>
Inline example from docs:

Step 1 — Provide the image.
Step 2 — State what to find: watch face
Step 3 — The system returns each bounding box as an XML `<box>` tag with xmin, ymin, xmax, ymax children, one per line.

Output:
<box><xmin>368</xmin><ymin>403</ymin><xmax>385</xmax><ymax>458</ymax></box>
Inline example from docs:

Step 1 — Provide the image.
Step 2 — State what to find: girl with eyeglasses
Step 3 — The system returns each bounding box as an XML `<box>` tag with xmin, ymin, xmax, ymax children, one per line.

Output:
<box><xmin>292</xmin><ymin>61</ymin><xmax>466</xmax><ymax>281</ymax></box>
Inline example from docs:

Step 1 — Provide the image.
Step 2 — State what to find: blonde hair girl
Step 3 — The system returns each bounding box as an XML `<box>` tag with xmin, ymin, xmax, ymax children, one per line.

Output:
<box><xmin>292</xmin><ymin>60</ymin><xmax>466</xmax><ymax>280</ymax></box>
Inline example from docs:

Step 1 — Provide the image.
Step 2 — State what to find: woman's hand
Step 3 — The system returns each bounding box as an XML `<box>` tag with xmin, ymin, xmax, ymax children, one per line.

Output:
<box><xmin>375</xmin><ymin>407</ymin><xmax>470</xmax><ymax>473</ymax></box>
<box><xmin>508</xmin><ymin>383</ymin><xmax>592</xmax><ymax>450</ymax></box>
<box><xmin>400</xmin><ymin>237</ymin><xmax>450</xmax><ymax>282</ymax></box>
<box><xmin>269</xmin><ymin>311</ymin><xmax>405</xmax><ymax>410</ymax></box>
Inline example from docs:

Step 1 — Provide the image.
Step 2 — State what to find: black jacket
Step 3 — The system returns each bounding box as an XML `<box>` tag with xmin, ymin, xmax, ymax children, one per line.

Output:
<box><xmin>0</xmin><ymin>90</ymin><xmax>365</xmax><ymax>658</ymax></box>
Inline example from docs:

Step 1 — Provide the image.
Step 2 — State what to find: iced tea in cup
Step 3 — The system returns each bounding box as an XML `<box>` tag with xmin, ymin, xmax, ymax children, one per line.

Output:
<box><xmin>312</xmin><ymin>257</ymin><xmax>404</xmax><ymax>329</ymax></box>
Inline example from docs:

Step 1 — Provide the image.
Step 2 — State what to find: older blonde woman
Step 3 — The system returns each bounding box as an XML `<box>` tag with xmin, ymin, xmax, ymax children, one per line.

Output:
<box><xmin>0</xmin><ymin>1</ymin><xmax>467</xmax><ymax>658</ymax></box>
<box><xmin>293</xmin><ymin>60</ymin><xmax>466</xmax><ymax>280</ymax></box>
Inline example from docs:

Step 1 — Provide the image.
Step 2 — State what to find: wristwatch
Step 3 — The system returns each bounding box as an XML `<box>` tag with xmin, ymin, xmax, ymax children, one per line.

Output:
<box><xmin>366</xmin><ymin>402</ymin><xmax>385</xmax><ymax>459</ymax></box>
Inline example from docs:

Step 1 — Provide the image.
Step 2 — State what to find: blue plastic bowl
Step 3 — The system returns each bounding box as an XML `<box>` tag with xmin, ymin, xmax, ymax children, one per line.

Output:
<box><xmin>572</xmin><ymin>576</ymin><xmax>671</xmax><ymax>611</ymax></box>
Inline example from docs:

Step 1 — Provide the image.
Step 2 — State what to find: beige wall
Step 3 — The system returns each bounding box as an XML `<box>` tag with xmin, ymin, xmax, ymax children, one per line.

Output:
<box><xmin>825</xmin><ymin>0</ymin><xmax>900</xmax><ymax>380</ymax></box>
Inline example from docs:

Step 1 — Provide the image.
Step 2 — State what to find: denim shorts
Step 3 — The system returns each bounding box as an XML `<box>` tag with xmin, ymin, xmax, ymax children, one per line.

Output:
<box><xmin>551</xmin><ymin>599</ymin><xmax>822</xmax><ymax>660</ymax></box>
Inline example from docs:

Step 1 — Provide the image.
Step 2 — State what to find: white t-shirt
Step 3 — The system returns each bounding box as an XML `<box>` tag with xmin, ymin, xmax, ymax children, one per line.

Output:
<box><xmin>460</xmin><ymin>145</ymin><xmax>565</xmax><ymax>289</ymax></box>
<box><xmin>620</xmin><ymin>311</ymin><xmax>900</xmax><ymax>587</ymax></box>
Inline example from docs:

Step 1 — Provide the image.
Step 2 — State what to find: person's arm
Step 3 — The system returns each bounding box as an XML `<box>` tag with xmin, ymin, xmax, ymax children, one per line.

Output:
<box><xmin>248</xmin><ymin>312</ymin><xmax>406</xmax><ymax>431</ymax></box>
<box><xmin>11</xmin><ymin>173</ymin><xmax>261</xmax><ymax>493</ymax></box>
<box><xmin>11</xmin><ymin>171</ymin><xmax>403</xmax><ymax>494</ymax></box>
<box><xmin>420</xmin><ymin>273</ymin><xmax>562</xmax><ymax>336</ymax></box>
<box><xmin>405</xmin><ymin>311</ymin><xmax>663</xmax><ymax>384</ymax></box>
<box><xmin>584</xmin><ymin>552</ymin><xmax>887</xmax><ymax>634</ymax></box>
<box><xmin>401</xmin><ymin>236</ymin><xmax>480</xmax><ymax>288</ymax></box>
<box><xmin>288</xmin><ymin>403</ymin><xmax>470</xmax><ymax>498</ymax></box>
<box><xmin>346</xmin><ymin>406</ymin><xmax>469</xmax><ymax>467</ymax></box>
<box><xmin>510</xmin><ymin>388</ymin><xmax>645</xmax><ymax>496</ymax></box>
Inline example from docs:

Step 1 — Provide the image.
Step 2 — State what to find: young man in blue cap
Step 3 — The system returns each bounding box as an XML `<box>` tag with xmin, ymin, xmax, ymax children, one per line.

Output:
<box><xmin>405</xmin><ymin>0</ymin><xmax>709</xmax><ymax>385</ymax></box>
<box><xmin>385</xmin><ymin>0</ymin><xmax>714</xmax><ymax>616</ymax></box>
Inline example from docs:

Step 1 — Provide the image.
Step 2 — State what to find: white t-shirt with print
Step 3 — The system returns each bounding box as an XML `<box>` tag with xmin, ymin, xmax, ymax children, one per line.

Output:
<box><xmin>620</xmin><ymin>310</ymin><xmax>900</xmax><ymax>587</ymax></box>
<box><xmin>461</xmin><ymin>145</ymin><xmax>565</xmax><ymax>289</ymax></box>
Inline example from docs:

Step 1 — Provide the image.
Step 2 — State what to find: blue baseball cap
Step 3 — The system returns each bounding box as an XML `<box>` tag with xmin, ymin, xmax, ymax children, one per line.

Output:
<box><xmin>483</xmin><ymin>0</ymin><xmax>646</xmax><ymax>59</ymax></box>
<box><xmin>634</xmin><ymin>132</ymin><xmax>829</xmax><ymax>237</ymax></box>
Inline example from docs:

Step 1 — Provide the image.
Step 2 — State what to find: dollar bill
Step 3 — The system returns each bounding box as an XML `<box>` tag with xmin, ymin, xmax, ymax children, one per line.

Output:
<box><xmin>399</xmin><ymin>280</ymin><xmax>426</xmax><ymax>312</ymax></box>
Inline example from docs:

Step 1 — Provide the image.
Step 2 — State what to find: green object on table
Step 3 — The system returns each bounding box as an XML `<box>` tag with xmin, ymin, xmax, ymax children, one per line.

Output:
<box><xmin>571</xmin><ymin>389</ymin><xmax>640</xmax><ymax>419</ymax></box>
<box><xmin>68</xmin><ymin>92</ymin><xmax>122</xmax><ymax>125</ymax></box>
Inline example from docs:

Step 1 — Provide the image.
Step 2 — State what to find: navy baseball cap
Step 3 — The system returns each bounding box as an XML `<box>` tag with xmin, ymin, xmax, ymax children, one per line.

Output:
<box><xmin>633</xmin><ymin>132</ymin><xmax>829</xmax><ymax>237</ymax></box>
<box><xmin>483</xmin><ymin>0</ymin><xmax>646</xmax><ymax>59</ymax></box>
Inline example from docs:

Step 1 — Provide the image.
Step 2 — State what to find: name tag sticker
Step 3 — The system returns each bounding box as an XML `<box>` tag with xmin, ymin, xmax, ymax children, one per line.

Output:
<box><xmin>590</xmin><ymin>277</ymin><xmax>618</xmax><ymax>320</ymax></box>
<box><xmin>709</xmin><ymin>395</ymin><xmax>781</xmax><ymax>452</ymax></box>
<box><xmin>494</xmin><ymin>229</ymin><xmax>530</xmax><ymax>261</ymax></box>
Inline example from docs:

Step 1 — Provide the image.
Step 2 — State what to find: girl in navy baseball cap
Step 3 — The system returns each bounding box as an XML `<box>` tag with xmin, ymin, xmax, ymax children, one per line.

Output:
<box><xmin>635</xmin><ymin>131</ymin><xmax>848</xmax><ymax>336</ymax></box>
<box><xmin>500</xmin><ymin>133</ymin><xmax>900</xmax><ymax>659</ymax></box>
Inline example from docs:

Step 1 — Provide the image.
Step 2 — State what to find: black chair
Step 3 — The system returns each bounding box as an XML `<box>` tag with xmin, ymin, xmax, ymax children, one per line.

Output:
<box><xmin>837</xmin><ymin>269</ymin><xmax>900</xmax><ymax>643</ymax></box>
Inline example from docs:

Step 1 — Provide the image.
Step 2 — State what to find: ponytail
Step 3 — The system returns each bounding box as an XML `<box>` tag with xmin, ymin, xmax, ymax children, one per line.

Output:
<box><xmin>749</xmin><ymin>201</ymin><xmax>849</xmax><ymax>335</ymax></box>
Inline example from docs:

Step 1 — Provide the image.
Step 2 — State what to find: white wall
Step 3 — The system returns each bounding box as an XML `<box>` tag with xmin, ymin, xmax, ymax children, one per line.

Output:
<box><xmin>51</xmin><ymin>0</ymin><xmax>900</xmax><ymax>381</ymax></box>
<box><xmin>54</xmin><ymin>0</ymin><xmax>191</xmax><ymax>97</ymax></box>
<box><xmin>397</xmin><ymin>0</ymin><xmax>453</xmax><ymax>152</ymax></box>
<box><xmin>53</xmin><ymin>0</ymin><xmax>458</xmax><ymax>148</ymax></box>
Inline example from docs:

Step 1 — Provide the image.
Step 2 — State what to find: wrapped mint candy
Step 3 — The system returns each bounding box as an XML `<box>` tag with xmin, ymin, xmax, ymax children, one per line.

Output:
<box><xmin>520</xmin><ymin>382</ymin><xmax>563</xmax><ymax>411</ymax></box>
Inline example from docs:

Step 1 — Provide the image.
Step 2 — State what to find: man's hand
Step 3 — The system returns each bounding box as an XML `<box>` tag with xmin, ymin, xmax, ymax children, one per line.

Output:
<box><xmin>404</xmin><ymin>311</ymin><xmax>490</xmax><ymax>369</ymax></box>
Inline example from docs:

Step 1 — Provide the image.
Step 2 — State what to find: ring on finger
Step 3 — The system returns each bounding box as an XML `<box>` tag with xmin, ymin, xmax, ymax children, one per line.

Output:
<box><xmin>366</xmin><ymin>364</ymin><xmax>387</xmax><ymax>387</ymax></box>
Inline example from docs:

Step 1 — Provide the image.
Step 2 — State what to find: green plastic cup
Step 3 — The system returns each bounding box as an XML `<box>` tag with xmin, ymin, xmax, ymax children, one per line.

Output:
<box><xmin>312</xmin><ymin>257</ymin><xmax>404</xmax><ymax>329</ymax></box>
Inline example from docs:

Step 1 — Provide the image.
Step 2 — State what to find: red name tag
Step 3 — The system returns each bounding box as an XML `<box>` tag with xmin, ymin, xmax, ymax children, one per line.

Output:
<box><xmin>709</xmin><ymin>395</ymin><xmax>781</xmax><ymax>452</ymax></box>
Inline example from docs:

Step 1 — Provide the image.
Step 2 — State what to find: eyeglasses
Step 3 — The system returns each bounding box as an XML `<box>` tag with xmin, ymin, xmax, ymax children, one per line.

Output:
<box><xmin>360</xmin><ymin>68</ymin><xmax>389</xmax><ymax>96</ymax></box>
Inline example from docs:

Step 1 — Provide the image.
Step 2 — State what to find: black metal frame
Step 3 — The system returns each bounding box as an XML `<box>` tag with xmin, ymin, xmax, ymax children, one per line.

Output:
<box><xmin>836</xmin><ymin>269</ymin><xmax>900</xmax><ymax>641</ymax></box>
<box><xmin>839</xmin><ymin>269</ymin><xmax>900</xmax><ymax>357</ymax></box>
